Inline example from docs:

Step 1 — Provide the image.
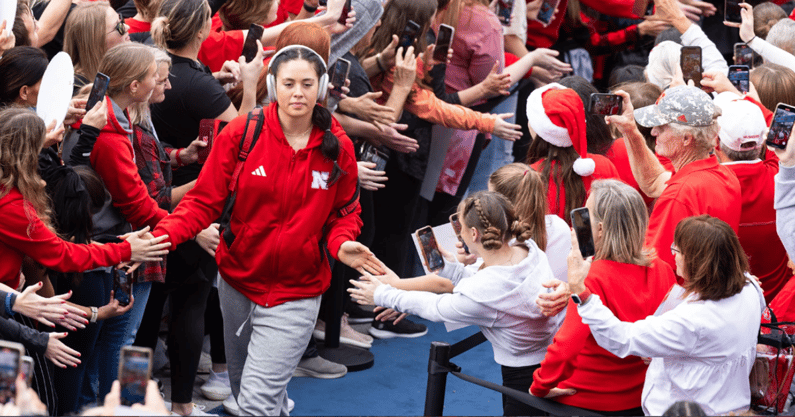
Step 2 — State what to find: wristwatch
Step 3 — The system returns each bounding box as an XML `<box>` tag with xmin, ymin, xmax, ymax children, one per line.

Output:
<box><xmin>571</xmin><ymin>288</ymin><xmax>592</xmax><ymax>306</ymax></box>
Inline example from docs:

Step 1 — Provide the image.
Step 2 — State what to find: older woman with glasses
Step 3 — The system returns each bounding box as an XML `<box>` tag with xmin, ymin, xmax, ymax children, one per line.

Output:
<box><xmin>64</xmin><ymin>1</ymin><xmax>130</xmax><ymax>94</ymax></box>
<box><xmin>568</xmin><ymin>214</ymin><xmax>764</xmax><ymax>415</ymax></box>
<box><xmin>530</xmin><ymin>179</ymin><xmax>676</xmax><ymax>415</ymax></box>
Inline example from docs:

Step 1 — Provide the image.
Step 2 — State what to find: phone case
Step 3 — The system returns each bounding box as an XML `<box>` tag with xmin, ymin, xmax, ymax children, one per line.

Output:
<box><xmin>197</xmin><ymin>119</ymin><xmax>218</xmax><ymax>164</ymax></box>
<box><xmin>570</xmin><ymin>208</ymin><xmax>595</xmax><ymax>258</ymax></box>
<box><xmin>416</xmin><ymin>227</ymin><xmax>444</xmax><ymax>272</ymax></box>
<box><xmin>680</xmin><ymin>47</ymin><xmax>702</xmax><ymax>87</ymax></box>
<box><xmin>767</xmin><ymin>104</ymin><xmax>795</xmax><ymax>149</ymax></box>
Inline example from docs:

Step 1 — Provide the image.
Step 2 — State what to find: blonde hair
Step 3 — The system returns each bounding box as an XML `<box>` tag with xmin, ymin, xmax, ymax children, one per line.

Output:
<box><xmin>489</xmin><ymin>163</ymin><xmax>548</xmax><ymax>251</ymax></box>
<box><xmin>64</xmin><ymin>1</ymin><xmax>113</xmax><ymax>80</ymax></box>
<box><xmin>151</xmin><ymin>0</ymin><xmax>211</xmax><ymax>50</ymax></box>
<box><xmin>589</xmin><ymin>179</ymin><xmax>653</xmax><ymax>266</ymax></box>
<box><xmin>0</xmin><ymin>108</ymin><xmax>53</xmax><ymax>233</ymax></box>
<box><xmin>98</xmin><ymin>43</ymin><xmax>156</xmax><ymax>99</ymax></box>
<box><xmin>129</xmin><ymin>48</ymin><xmax>172</xmax><ymax>126</ymax></box>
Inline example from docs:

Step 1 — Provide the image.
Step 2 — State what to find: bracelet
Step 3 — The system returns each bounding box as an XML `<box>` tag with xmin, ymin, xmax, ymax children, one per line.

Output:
<box><xmin>175</xmin><ymin>148</ymin><xmax>186</xmax><ymax>167</ymax></box>
<box><xmin>303</xmin><ymin>1</ymin><xmax>317</xmax><ymax>13</ymax></box>
<box><xmin>4</xmin><ymin>293</ymin><xmax>15</xmax><ymax>317</ymax></box>
<box><xmin>90</xmin><ymin>307</ymin><xmax>98</xmax><ymax>323</ymax></box>
<box><xmin>375</xmin><ymin>53</ymin><xmax>386</xmax><ymax>72</ymax></box>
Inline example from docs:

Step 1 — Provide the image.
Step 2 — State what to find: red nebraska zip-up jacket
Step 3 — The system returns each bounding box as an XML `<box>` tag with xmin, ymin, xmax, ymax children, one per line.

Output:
<box><xmin>153</xmin><ymin>103</ymin><xmax>361</xmax><ymax>307</ymax></box>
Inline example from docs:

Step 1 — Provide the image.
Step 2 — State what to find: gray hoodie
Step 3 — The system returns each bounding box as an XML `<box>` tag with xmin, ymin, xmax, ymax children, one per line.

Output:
<box><xmin>328</xmin><ymin>0</ymin><xmax>383</xmax><ymax>67</ymax></box>
<box><xmin>374</xmin><ymin>239</ymin><xmax>562</xmax><ymax>367</ymax></box>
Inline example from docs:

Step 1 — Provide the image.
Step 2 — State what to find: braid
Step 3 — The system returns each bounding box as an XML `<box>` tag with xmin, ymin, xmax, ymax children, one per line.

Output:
<box><xmin>474</xmin><ymin>198</ymin><xmax>503</xmax><ymax>250</ymax></box>
<box><xmin>312</xmin><ymin>105</ymin><xmax>344</xmax><ymax>185</ymax></box>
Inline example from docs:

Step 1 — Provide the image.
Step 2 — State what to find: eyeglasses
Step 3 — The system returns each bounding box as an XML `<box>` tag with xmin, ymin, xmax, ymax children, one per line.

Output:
<box><xmin>109</xmin><ymin>14</ymin><xmax>127</xmax><ymax>36</ymax></box>
<box><xmin>670</xmin><ymin>244</ymin><xmax>681</xmax><ymax>256</ymax></box>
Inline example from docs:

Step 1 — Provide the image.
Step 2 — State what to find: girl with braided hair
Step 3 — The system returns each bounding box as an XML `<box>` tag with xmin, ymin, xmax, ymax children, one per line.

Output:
<box><xmin>350</xmin><ymin>191</ymin><xmax>562</xmax><ymax>416</ymax></box>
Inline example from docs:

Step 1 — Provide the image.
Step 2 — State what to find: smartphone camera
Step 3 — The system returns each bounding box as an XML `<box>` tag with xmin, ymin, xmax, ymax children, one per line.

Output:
<box><xmin>767</xmin><ymin>104</ymin><xmax>795</xmax><ymax>150</ymax></box>
<box><xmin>571</xmin><ymin>208</ymin><xmax>595</xmax><ymax>258</ymax></box>
<box><xmin>589</xmin><ymin>93</ymin><xmax>623</xmax><ymax>116</ymax></box>
<box><xmin>119</xmin><ymin>346</ymin><xmax>152</xmax><ymax>406</ymax></box>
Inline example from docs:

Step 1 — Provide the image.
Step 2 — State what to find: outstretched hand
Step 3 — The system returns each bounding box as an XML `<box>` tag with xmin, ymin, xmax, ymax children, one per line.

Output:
<box><xmin>13</xmin><ymin>282</ymin><xmax>89</xmax><ymax>329</ymax></box>
<box><xmin>348</xmin><ymin>270</ymin><xmax>385</xmax><ymax>305</ymax></box>
<box><xmin>338</xmin><ymin>241</ymin><xmax>384</xmax><ymax>275</ymax></box>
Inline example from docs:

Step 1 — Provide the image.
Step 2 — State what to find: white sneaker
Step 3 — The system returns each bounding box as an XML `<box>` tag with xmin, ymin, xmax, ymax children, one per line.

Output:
<box><xmin>170</xmin><ymin>403</ymin><xmax>211</xmax><ymax>416</ymax></box>
<box><xmin>222</xmin><ymin>394</ymin><xmax>294</xmax><ymax>415</ymax></box>
<box><xmin>200</xmin><ymin>370</ymin><xmax>232</xmax><ymax>401</ymax></box>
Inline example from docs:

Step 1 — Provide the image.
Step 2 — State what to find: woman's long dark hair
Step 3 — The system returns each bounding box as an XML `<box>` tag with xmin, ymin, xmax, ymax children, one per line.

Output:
<box><xmin>271</xmin><ymin>48</ymin><xmax>344</xmax><ymax>186</ymax></box>
<box><xmin>525</xmin><ymin>138</ymin><xmax>585</xmax><ymax>224</ymax></box>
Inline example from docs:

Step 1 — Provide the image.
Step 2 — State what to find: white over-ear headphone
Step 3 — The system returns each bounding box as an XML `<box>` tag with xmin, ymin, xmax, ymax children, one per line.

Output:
<box><xmin>266</xmin><ymin>45</ymin><xmax>329</xmax><ymax>103</ymax></box>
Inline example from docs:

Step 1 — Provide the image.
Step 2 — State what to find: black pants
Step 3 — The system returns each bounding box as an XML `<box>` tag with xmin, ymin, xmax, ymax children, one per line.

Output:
<box><xmin>134</xmin><ymin>242</ymin><xmax>222</xmax><ymax>404</ymax></box>
<box><xmin>501</xmin><ymin>364</ymin><xmax>542</xmax><ymax>416</ymax></box>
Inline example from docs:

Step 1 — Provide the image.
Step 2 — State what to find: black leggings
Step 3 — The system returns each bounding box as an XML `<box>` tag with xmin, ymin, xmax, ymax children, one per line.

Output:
<box><xmin>501</xmin><ymin>364</ymin><xmax>542</xmax><ymax>416</ymax></box>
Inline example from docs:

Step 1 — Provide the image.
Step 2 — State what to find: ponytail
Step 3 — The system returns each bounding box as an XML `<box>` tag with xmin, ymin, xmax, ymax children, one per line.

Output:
<box><xmin>150</xmin><ymin>16</ymin><xmax>170</xmax><ymax>49</ymax></box>
<box><xmin>311</xmin><ymin>105</ymin><xmax>344</xmax><ymax>186</ymax></box>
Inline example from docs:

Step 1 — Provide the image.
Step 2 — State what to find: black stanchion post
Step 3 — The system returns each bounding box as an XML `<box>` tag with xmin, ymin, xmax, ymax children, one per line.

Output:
<box><xmin>424</xmin><ymin>341</ymin><xmax>451</xmax><ymax>416</ymax></box>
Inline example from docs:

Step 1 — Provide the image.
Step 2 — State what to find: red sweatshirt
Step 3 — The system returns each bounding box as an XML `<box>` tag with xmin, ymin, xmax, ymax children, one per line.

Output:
<box><xmin>198</xmin><ymin>16</ymin><xmax>245</xmax><ymax>73</ymax></box>
<box><xmin>0</xmin><ymin>187</ymin><xmax>131</xmax><ymax>288</ymax></box>
<box><xmin>90</xmin><ymin>98</ymin><xmax>168</xmax><ymax>230</ymax></box>
<box><xmin>725</xmin><ymin>150</ymin><xmax>792</xmax><ymax>302</ymax></box>
<box><xmin>531</xmin><ymin>258</ymin><xmax>676</xmax><ymax>411</ymax></box>
<box><xmin>531</xmin><ymin>153</ymin><xmax>620</xmax><ymax>222</ymax></box>
<box><xmin>152</xmin><ymin>103</ymin><xmax>361</xmax><ymax>307</ymax></box>
<box><xmin>646</xmin><ymin>156</ymin><xmax>742</xmax><ymax>276</ymax></box>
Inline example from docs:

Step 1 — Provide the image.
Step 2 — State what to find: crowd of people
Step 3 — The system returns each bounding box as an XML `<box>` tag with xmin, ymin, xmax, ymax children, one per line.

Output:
<box><xmin>0</xmin><ymin>0</ymin><xmax>794</xmax><ymax>414</ymax></box>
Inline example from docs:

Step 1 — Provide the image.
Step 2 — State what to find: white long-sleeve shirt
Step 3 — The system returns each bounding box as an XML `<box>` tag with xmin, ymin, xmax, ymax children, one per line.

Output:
<box><xmin>681</xmin><ymin>24</ymin><xmax>729</xmax><ymax>74</ymax></box>
<box><xmin>748</xmin><ymin>37</ymin><xmax>795</xmax><ymax>70</ymax></box>
<box><xmin>775</xmin><ymin>164</ymin><xmax>795</xmax><ymax>257</ymax></box>
<box><xmin>374</xmin><ymin>240</ymin><xmax>562</xmax><ymax>367</ymax></box>
<box><xmin>577</xmin><ymin>280</ymin><xmax>764</xmax><ymax>415</ymax></box>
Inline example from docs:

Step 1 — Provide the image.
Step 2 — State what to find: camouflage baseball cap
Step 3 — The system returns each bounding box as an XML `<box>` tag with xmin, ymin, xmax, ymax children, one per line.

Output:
<box><xmin>634</xmin><ymin>85</ymin><xmax>719</xmax><ymax>128</ymax></box>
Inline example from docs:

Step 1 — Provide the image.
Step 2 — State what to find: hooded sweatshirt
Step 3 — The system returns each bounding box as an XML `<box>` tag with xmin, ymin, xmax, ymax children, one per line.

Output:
<box><xmin>89</xmin><ymin>97</ymin><xmax>169</xmax><ymax>234</ymax></box>
<box><xmin>152</xmin><ymin>103</ymin><xmax>361</xmax><ymax>307</ymax></box>
<box><xmin>374</xmin><ymin>239</ymin><xmax>561</xmax><ymax>367</ymax></box>
<box><xmin>328</xmin><ymin>0</ymin><xmax>382</xmax><ymax>68</ymax></box>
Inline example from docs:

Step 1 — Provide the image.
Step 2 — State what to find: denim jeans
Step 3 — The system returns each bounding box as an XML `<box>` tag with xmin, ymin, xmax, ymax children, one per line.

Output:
<box><xmin>465</xmin><ymin>93</ymin><xmax>519</xmax><ymax>196</ymax></box>
<box><xmin>81</xmin><ymin>280</ymin><xmax>152</xmax><ymax>405</ymax></box>
<box><xmin>53</xmin><ymin>270</ymin><xmax>113</xmax><ymax>415</ymax></box>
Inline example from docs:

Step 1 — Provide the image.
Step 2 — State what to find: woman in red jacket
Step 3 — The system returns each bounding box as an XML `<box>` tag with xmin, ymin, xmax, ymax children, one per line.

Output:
<box><xmin>0</xmin><ymin>107</ymin><xmax>168</xmax><ymax>294</ymax></box>
<box><xmin>152</xmin><ymin>45</ymin><xmax>379</xmax><ymax>415</ymax></box>
<box><xmin>529</xmin><ymin>179</ymin><xmax>675</xmax><ymax>414</ymax></box>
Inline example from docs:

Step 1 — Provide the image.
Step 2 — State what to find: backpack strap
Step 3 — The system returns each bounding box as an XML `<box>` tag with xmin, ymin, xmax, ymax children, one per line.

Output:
<box><xmin>228</xmin><ymin>107</ymin><xmax>265</xmax><ymax>194</ymax></box>
<box><xmin>336</xmin><ymin>179</ymin><xmax>361</xmax><ymax>218</ymax></box>
<box><xmin>220</xmin><ymin>107</ymin><xmax>265</xmax><ymax>248</ymax></box>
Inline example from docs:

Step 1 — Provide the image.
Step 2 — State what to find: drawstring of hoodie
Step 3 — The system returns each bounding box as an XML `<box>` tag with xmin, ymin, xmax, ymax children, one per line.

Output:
<box><xmin>235</xmin><ymin>303</ymin><xmax>257</xmax><ymax>337</ymax></box>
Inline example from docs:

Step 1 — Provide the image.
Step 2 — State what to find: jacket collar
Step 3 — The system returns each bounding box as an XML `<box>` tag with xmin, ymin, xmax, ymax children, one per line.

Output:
<box><xmin>102</xmin><ymin>96</ymin><xmax>133</xmax><ymax>137</ymax></box>
<box><xmin>266</xmin><ymin>102</ymin><xmax>324</xmax><ymax>151</ymax></box>
<box><xmin>668</xmin><ymin>155</ymin><xmax>720</xmax><ymax>183</ymax></box>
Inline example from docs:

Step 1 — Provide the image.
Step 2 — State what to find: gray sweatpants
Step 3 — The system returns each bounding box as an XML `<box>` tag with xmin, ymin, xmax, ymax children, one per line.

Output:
<box><xmin>218</xmin><ymin>277</ymin><xmax>320</xmax><ymax>416</ymax></box>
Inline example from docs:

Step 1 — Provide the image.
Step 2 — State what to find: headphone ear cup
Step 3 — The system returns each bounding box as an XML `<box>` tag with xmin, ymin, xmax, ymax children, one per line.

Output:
<box><xmin>317</xmin><ymin>73</ymin><xmax>329</xmax><ymax>102</ymax></box>
<box><xmin>267</xmin><ymin>73</ymin><xmax>276</xmax><ymax>103</ymax></box>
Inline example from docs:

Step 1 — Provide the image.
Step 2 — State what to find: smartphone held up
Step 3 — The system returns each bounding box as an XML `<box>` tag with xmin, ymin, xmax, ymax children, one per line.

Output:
<box><xmin>416</xmin><ymin>226</ymin><xmax>445</xmax><ymax>273</ymax></box>
<box><xmin>571</xmin><ymin>207</ymin><xmax>595</xmax><ymax>258</ymax></box>
<box><xmin>766</xmin><ymin>103</ymin><xmax>795</xmax><ymax>150</ymax></box>
<box><xmin>119</xmin><ymin>346</ymin><xmax>152</xmax><ymax>406</ymax></box>
<box><xmin>589</xmin><ymin>93</ymin><xmax>622</xmax><ymax>116</ymax></box>
<box><xmin>0</xmin><ymin>341</ymin><xmax>23</xmax><ymax>405</ymax></box>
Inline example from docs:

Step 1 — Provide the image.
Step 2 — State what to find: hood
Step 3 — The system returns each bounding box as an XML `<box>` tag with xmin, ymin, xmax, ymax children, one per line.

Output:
<box><xmin>103</xmin><ymin>96</ymin><xmax>133</xmax><ymax>137</ymax></box>
<box><xmin>328</xmin><ymin>0</ymin><xmax>383</xmax><ymax>67</ymax></box>
<box><xmin>454</xmin><ymin>239</ymin><xmax>553</xmax><ymax>319</ymax></box>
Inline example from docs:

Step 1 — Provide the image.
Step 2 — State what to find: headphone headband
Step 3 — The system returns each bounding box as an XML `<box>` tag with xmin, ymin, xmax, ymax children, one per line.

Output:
<box><xmin>268</xmin><ymin>44</ymin><xmax>328</xmax><ymax>73</ymax></box>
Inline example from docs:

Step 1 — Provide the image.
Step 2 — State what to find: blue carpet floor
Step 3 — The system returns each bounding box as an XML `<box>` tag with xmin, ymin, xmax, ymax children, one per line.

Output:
<box><xmin>211</xmin><ymin>318</ymin><xmax>505</xmax><ymax>416</ymax></box>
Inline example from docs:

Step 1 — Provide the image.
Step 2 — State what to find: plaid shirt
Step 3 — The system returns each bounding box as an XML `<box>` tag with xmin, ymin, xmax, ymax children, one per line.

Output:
<box><xmin>131</xmin><ymin>121</ymin><xmax>172</xmax><ymax>283</ymax></box>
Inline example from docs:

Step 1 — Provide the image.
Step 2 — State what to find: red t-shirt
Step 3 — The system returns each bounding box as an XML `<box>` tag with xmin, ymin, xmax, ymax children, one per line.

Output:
<box><xmin>724</xmin><ymin>150</ymin><xmax>792</xmax><ymax>302</ymax></box>
<box><xmin>125</xmin><ymin>17</ymin><xmax>151</xmax><ymax>34</ymax></box>
<box><xmin>273</xmin><ymin>0</ymin><xmax>303</xmax><ymax>24</ymax></box>
<box><xmin>646</xmin><ymin>156</ymin><xmax>742</xmax><ymax>277</ymax></box>
<box><xmin>198</xmin><ymin>15</ymin><xmax>245</xmax><ymax>73</ymax></box>
<box><xmin>531</xmin><ymin>153</ymin><xmax>620</xmax><ymax>222</ymax></box>
<box><xmin>531</xmin><ymin>258</ymin><xmax>676</xmax><ymax>411</ymax></box>
<box><xmin>605</xmin><ymin>138</ymin><xmax>655</xmax><ymax>207</ymax></box>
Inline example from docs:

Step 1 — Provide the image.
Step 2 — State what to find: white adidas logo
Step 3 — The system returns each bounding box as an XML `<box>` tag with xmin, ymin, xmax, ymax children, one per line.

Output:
<box><xmin>251</xmin><ymin>166</ymin><xmax>266</xmax><ymax>177</ymax></box>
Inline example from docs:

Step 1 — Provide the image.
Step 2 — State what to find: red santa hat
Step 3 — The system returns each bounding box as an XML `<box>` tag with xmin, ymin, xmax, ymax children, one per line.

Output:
<box><xmin>526</xmin><ymin>83</ymin><xmax>595</xmax><ymax>176</ymax></box>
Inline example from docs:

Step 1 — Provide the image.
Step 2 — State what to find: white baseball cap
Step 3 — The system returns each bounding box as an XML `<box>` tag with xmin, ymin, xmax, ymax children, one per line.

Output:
<box><xmin>713</xmin><ymin>92</ymin><xmax>767</xmax><ymax>152</ymax></box>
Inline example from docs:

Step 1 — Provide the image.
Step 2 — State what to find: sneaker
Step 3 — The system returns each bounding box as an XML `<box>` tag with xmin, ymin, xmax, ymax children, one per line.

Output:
<box><xmin>293</xmin><ymin>355</ymin><xmax>348</xmax><ymax>379</ymax></box>
<box><xmin>369</xmin><ymin>317</ymin><xmax>428</xmax><ymax>339</ymax></box>
<box><xmin>345</xmin><ymin>303</ymin><xmax>376</xmax><ymax>324</ymax></box>
<box><xmin>170</xmin><ymin>403</ymin><xmax>211</xmax><ymax>416</ymax></box>
<box><xmin>313</xmin><ymin>315</ymin><xmax>373</xmax><ymax>348</ymax></box>
<box><xmin>222</xmin><ymin>394</ymin><xmax>294</xmax><ymax>415</ymax></box>
<box><xmin>200</xmin><ymin>370</ymin><xmax>231</xmax><ymax>401</ymax></box>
